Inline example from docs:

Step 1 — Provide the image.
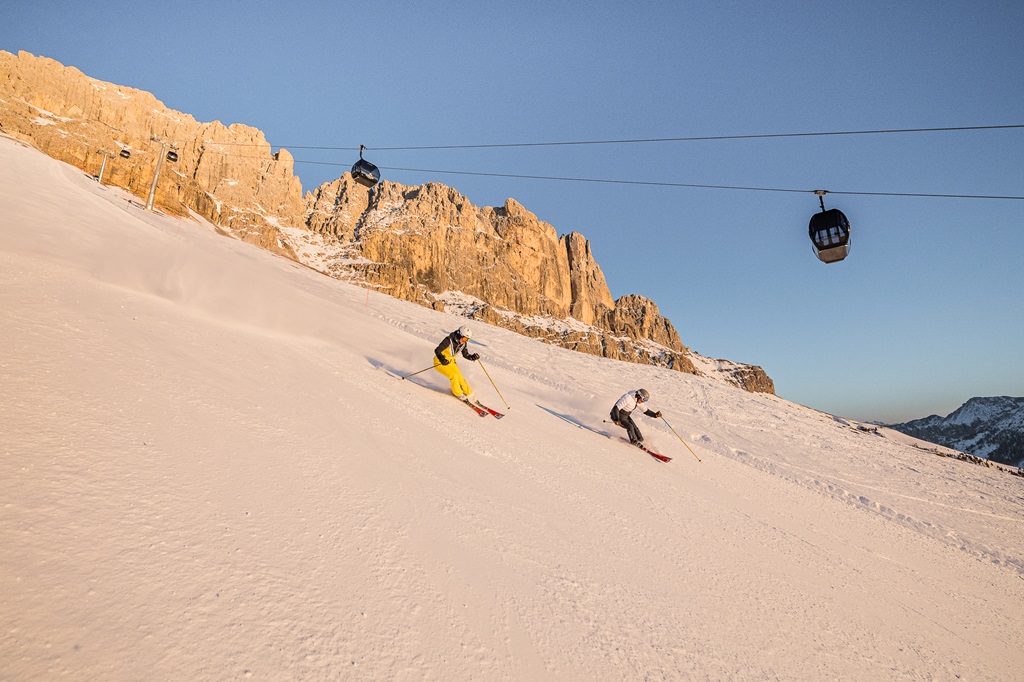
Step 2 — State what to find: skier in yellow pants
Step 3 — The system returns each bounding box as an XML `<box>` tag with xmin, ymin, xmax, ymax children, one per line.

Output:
<box><xmin>433</xmin><ymin>324</ymin><xmax>480</xmax><ymax>403</ymax></box>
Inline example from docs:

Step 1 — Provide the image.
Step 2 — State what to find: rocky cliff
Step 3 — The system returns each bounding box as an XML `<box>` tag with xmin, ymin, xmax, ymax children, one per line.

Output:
<box><xmin>0</xmin><ymin>50</ymin><xmax>303</xmax><ymax>257</ymax></box>
<box><xmin>0</xmin><ymin>49</ymin><xmax>773</xmax><ymax>393</ymax></box>
<box><xmin>297</xmin><ymin>175</ymin><xmax>702</xmax><ymax>374</ymax></box>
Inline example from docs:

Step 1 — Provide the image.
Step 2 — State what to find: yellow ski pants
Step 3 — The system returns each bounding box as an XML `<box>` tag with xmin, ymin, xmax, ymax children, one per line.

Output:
<box><xmin>433</xmin><ymin>354</ymin><xmax>472</xmax><ymax>398</ymax></box>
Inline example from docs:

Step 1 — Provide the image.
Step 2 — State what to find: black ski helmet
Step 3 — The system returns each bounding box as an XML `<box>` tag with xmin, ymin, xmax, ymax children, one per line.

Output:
<box><xmin>637</xmin><ymin>388</ymin><xmax>650</xmax><ymax>402</ymax></box>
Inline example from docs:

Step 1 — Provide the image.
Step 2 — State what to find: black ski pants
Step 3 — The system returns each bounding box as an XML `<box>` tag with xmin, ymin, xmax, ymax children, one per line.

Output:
<box><xmin>610</xmin><ymin>407</ymin><xmax>643</xmax><ymax>445</ymax></box>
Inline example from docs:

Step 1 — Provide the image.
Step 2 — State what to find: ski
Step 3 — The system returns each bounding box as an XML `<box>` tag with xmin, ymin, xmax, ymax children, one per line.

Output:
<box><xmin>459</xmin><ymin>397</ymin><xmax>488</xmax><ymax>417</ymax></box>
<box><xmin>620</xmin><ymin>437</ymin><xmax>672</xmax><ymax>462</ymax></box>
<box><xmin>603</xmin><ymin>420</ymin><xmax>672</xmax><ymax>462</ymax></box>
<box><xmin>637</xmin><ymin>444</ymin><xmax>672</xmax><ymax>463</ymax></box>
<box><xmin>473</xmin><ymin>402</ymin><xmax>505</xmax><ymax>419</ymax></box>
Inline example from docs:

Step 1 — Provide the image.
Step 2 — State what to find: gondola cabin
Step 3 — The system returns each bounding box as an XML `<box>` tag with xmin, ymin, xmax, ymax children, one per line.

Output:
<box><xmin>119</xmin><ymin>149</ymin><xmax>131</xmax><ymax>159</ymax></box>
<box><xmin>351</xmin><ymin>145</ymin><xmax>380</xmax><ymax>188</ymax></box>
<box><xmin>166</xmin><ymin>150</ymin><xmax>179</xmax><ymax>162</ymax></box>
<box><xmin>809</xmin><ymin>206</ymin><xmax>851</xmax><ymax>264</ymax></box>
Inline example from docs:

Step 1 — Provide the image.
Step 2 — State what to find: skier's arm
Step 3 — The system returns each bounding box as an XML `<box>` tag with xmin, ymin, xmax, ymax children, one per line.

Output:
<box><xmin>434</xmin><ymin>339</ymin><xmax>451</xmax><ymax>365</ymax></box>
<box><xmin>644</xmin><ymin>409</ymin><xmax>662</xmax><ymax>418</ymax></box>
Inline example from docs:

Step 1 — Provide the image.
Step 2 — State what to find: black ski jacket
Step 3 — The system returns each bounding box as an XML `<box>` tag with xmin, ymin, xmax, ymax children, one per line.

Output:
<box><xmin>434</xmin><ymin>331</ymin><xmax>477</xmax><ymax>365</ymax></box>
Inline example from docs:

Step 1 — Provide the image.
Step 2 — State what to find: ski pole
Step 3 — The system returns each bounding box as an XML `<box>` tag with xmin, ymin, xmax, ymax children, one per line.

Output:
<box><xmin>477</xmin><ymin>359</ymin><xmax>510</xmax><ymax>410</ymax></box>
<box><xmin>661</xmin><ymin>416</ymin><xmax>702</xmax><ymax>462</ymax></box>
<box><xmin>400</xmin><ymin>365</ymin><xmax>436</xmax><ymax>380</ymax></box>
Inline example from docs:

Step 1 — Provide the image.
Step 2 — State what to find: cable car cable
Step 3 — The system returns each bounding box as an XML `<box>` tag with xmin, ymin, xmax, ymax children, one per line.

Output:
<box><xmin>361</xmin><ymin>124</ymin><xmax>1024</xmax><ymax>151</ymax></box>
<box><xmin>202</xmin><ymin>123</ymin><xmax>1024</xmax><ymax>152</ymax></box>
<box><xmin>290</xmin><ymin>161</ymin><xmax>1024</xmax><ymax>201</ymax></box>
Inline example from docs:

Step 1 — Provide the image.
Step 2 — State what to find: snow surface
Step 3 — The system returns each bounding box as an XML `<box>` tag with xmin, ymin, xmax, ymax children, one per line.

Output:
<box><xmin>2</xmin><ymin>135</ymin><xmax>1023</xmax><ymax>680</ymax></box>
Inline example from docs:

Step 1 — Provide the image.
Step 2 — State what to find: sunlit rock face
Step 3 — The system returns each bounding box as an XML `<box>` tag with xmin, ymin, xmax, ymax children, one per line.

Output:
<box><xmin>0</xmin><ymin>49</ymin><xmax>774</xmax><ymax>393</ymax></box>
<box><xmin>0</xmin><ymin>50</ymin><xmax>303</xmax><ymax>257</ymax></box>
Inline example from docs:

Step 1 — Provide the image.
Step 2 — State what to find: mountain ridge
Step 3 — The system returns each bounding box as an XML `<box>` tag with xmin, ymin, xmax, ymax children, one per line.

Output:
<box><xmin>886</xmin><ymin>396</ymin><xmax>1024</xmax><ymax>467</ymax></box>
<box><xmin>0</xmin><ymin>49</ymin><xmax>772</xmax><ymax>393</ymax></box>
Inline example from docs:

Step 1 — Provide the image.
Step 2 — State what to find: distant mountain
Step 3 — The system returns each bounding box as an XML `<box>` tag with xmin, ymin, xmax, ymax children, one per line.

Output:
<box><xmin>887</xmin><ymin>397</ymin><xmax>1024</xmax><ymax>468</ymax></box>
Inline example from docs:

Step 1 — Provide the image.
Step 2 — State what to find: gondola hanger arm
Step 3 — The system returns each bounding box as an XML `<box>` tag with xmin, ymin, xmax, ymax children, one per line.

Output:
<box><xmin>814</xmin><ymin>189</ymin><xmax>828</xmax><ymax>211</ymax></box>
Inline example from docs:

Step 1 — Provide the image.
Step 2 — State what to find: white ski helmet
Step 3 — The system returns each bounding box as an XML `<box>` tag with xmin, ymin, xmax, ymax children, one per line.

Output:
<box><xmin>636</xmin><ymin>388</ymin><xmax>650</xmax><ymax>402</ymax></box>
<box><xmin>458</xmin><ymin>325</ymin><xmax>472</xmax><ymax>339</ymax></box>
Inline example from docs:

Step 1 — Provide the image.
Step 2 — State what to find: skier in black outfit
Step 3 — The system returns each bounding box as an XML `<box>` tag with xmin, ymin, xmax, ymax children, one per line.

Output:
<box><xmin>432</xmin><ymin>324</ymin><xmax>480</xmax><ymax>401</ymax></box>
<box><xmin>610</xmin><ymin>388</ymin><xmax>662</xmax><ymax>447</ymax></box>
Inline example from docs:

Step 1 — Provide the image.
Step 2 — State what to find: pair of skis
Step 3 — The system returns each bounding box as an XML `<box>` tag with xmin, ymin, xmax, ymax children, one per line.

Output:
<box><xmin>601</xmin><ymin>419</ymin><xmax>672</xmax><ymax>462</ymax></box>
<box><xmin>459</xmin><ymin>397</ymin><xmax>504</xmax><ymax>419</ymax></box>
<box><xmin>394</xmin><ymin>368</ymin><xmax>504</xmax><ymax>418</ymax></box>
<box><xmin>630</xmin><ymin>441</ymin><xmax>672</xmax><ymax>463</ymax></box>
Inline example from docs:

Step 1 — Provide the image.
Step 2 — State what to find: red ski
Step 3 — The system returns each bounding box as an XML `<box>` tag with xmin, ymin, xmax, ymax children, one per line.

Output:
<box><xmin>603</xmin><ymin>420</ymin><xmax>671</xmax><ymax>462</ymax></box>
<box><xmin>459</xmin><ymin>397</ymin><xmax>488</xmax><ymax>417</ymax></box>
<box><xmin>637</xmin><ymin>445</ymin><xmax>672</xmax><ymax>463</ymax></box>
<box><xmin>393</xmin><ymin>372</ymin><xmax>491</xmax><ymax>418</ymax></box>
<box><xmin>472</xmin><ymin>402</ymin><xmax>505</xmax><ymax>419</ymax></box>
<box><xmin>619</xmin><ymin>437</ymin><xmax>671</xmax><ymax>462</ymax></box>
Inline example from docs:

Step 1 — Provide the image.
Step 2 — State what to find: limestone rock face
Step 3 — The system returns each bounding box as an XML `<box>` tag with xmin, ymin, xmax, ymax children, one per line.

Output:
<box><xmin>720</xmin><ymin>365</ymin><xmax>776</xmax><ymax>394</ymax></box>
<box><xmin>1</xmin><ymin>49</ymin><xmax>775</xmax><ymax>394</ymax></box>
<box><xmin>606</xmin><ymin>295</ymin><xmax>683</xmax><ymax>351</ymax></box>
<box><xmin>0</xmin><ymin>50</ymin><xmax>303</xmax><ymax>257</ymax></box>
<box><xmin>302</xmin><ymin>177</ymin><xmax>704</xmax><ymax>377</ymax></box>
<box><xmin>316</xmin><ymin>180</ymin><xmax>578</xmax><ymax>319</ymax></box>
<box><xmin>563</xmin><ymin>231</ymin><xmax>615</xmax><ymax>326</ymax></box>
<box><xmin>305</xmin><ymin>175</ymin><xmax>370</xmax><ymax>242</ymax></box>
<box><xmin>603</xmin><ymin>295</ymin><xmax>697</xmax><ymax>374</ymax></box>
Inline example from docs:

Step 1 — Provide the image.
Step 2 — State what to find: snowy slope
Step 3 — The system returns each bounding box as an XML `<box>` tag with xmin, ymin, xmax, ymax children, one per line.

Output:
<box><xmin>2</xmin><ymin>135</ymin><xmax>1023</xmax><ymax>681</ymax></box>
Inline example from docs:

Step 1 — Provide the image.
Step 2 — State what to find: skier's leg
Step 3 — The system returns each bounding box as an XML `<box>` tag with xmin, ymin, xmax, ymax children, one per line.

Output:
<box><xmin>611</xmin><ymin>407</ymin><xmax>636</xmax><ymax>441</ymax></box>
<box><xmin>443</xmin><ymin>365</ymin><xmax>473</xmax><ymax>399</ymax></box>
<box><xmin>454</xmin><ymin>370</ymin><xmax>473</xmax><ymax>400</ymax></box>
<box><xmin>624</xmin><ymin>414</ymin><xmax>643</xmax><ymax>445</ymax></box>
<box><xmin>435</xmin><ymin>361</ymin><xmax>466</xmax><ymax>397</ymax></box>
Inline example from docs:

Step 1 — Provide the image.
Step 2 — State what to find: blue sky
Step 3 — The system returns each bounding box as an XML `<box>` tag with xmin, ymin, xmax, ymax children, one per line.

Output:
<box><xmin>4</xmin><ymin>0</ymin><xmax>1022</xmax><ymax>422</ymax></box>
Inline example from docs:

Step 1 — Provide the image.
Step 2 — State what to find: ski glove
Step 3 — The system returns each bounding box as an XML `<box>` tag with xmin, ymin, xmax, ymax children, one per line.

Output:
<box><xmin>438</xmin><ymin>356</ymin><xmax>450</xmax><ymax>366</ymax></box>
<box><xmin>467</xmin><ymin>353</ymin><xmax>480</xmax><ymax>362</ymax></box>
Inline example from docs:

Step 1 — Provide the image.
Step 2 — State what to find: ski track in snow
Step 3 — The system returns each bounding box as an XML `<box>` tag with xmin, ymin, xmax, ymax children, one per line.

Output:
<box><xmin>712</xmin><ymin>441</ymin><xmax>1024</xmax><ymax>575</ymax></box>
